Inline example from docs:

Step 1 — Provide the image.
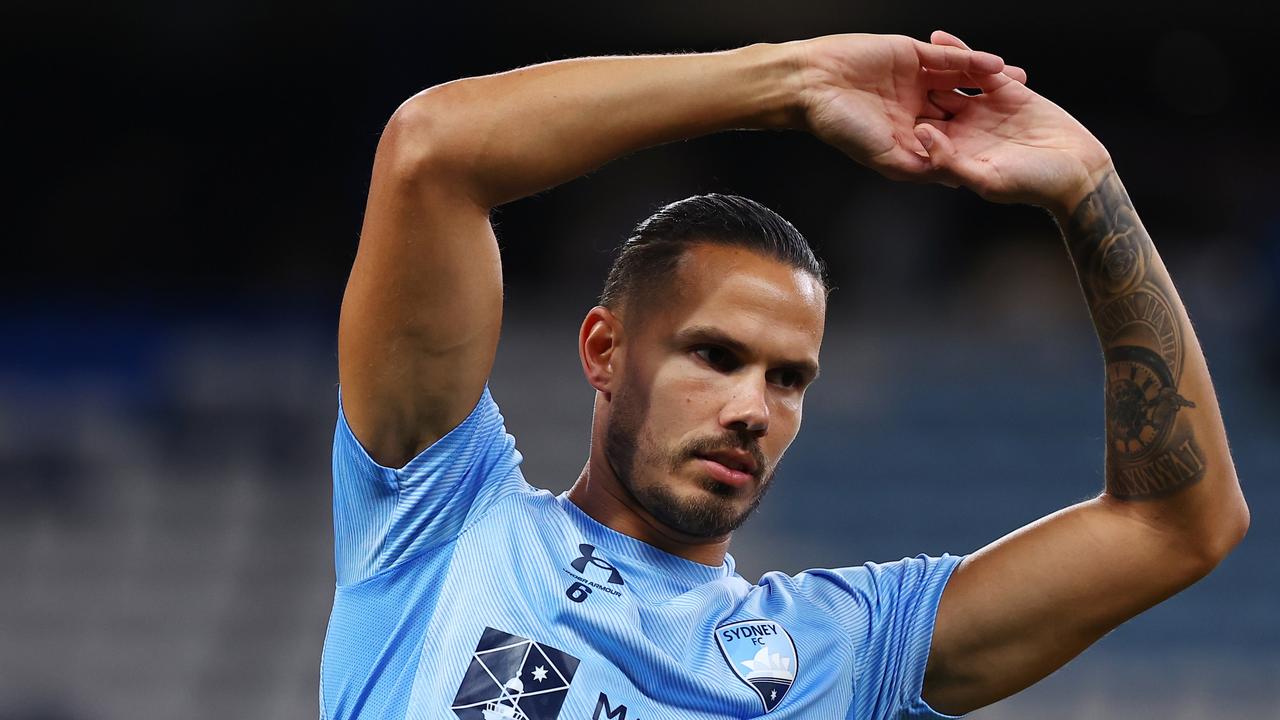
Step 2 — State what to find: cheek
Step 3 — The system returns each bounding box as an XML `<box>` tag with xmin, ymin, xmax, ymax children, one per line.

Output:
<box><xmin>765</xmin><ymin>405</ymin><xmax>802</xmax><ymax>457</ymax></box>
<box><xmin>649</xmin><ymin>362</ymin><xmax>722</xmax><ymax>415</ymax></box>
<box><xmin>774</xmin><ymin>393</ymin><xmax>803</xmax><ymax>418</ymax></box>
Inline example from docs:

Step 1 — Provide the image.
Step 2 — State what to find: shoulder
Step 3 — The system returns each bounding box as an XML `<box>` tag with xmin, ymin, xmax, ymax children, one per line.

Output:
<box><xmin>753</xmin><ymin>555</ymin><xmax>965</xmax><ymax>615</ymax></box>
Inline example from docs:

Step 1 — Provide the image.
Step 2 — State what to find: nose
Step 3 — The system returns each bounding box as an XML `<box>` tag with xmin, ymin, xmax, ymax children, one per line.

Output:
<box><xmin>719</xmin><ymin>371</ymin><xmax>769</xmax><ymax>436</ymax></box>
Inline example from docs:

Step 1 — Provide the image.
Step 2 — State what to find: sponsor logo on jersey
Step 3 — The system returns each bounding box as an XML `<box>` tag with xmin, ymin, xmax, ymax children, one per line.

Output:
<box><xmin>714</xmin><ymin>619</ymin><xmax>798</xmax><ymax>713</ymax></box>
<box><xmin>563</xmin><ymin>543</ymin><xmax>624</xmax><ymax>603</ymax></box>
<box><xmin>592</xmin><ymin>692</ymin><xmax>635</xmax><ymax>719</ymax></box>
<box><xmin>451</xmin><ymin>627</ymin><xmax>580</xmax><ymax>720</ymax></box>
<box><xmin>571</xmin><ymin>544</ymin><xmax>624</xmax><ymax>585</ymax></box>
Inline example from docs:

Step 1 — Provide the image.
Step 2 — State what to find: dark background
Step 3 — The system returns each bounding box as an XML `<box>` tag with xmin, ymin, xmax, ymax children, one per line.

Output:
<box><xmin>3</xmin><ymin>2</ymin><xmax>1277</xmax><ymax>718</ymax></box>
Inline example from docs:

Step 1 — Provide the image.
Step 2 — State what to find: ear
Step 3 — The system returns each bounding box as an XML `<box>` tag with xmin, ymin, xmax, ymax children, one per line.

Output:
<box><xmin>579</xmin><ymin>305</ymin><xmax>622</xmax><ymax>398</ymax></box>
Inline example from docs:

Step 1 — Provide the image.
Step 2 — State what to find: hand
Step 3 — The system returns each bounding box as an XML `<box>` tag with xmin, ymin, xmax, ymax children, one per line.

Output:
<box><xmin>796</xmin><ymin>31</ymin><xmax>1112</xmax><ymax>212</ymax></box>
<box><xmin>794</xmin><ymin>32</ymin><xmax>1012</xmax><ymax>181</ymax></box>
<box><xmin>911</xmin><ymin>31</ymin><xmax>1115</xmax><ymax>213</ymax></box>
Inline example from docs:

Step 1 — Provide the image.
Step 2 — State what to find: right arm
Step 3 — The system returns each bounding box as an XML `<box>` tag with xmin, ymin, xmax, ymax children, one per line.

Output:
<box><xmin>338</xmin><ymin>35</ymin><xmax>1005</xmax><ymax>466</ymax></box>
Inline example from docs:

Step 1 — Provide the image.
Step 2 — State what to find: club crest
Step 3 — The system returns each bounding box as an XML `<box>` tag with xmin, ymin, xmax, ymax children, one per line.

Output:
<box><xmin>715</xmin><ymin>619</ymin><xmax>798</xmax><ymax>713</ymax></box>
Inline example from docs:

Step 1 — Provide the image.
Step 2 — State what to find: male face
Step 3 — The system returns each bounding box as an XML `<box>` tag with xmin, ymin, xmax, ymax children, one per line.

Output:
<box><xmin>604</xmin><ymin>243</ymin><xmax>826</xmax><ymax>540</ymax></box>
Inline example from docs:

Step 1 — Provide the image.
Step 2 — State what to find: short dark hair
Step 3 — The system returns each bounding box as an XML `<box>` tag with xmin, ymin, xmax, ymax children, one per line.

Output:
<box><xmin>598</xmin><ymin>194</ymin><xmax>828</xmax><ymax>318</ymax></box>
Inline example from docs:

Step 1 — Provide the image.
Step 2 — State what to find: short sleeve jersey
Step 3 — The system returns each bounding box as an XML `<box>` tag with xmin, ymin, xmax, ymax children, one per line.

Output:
<box><xmin>320</xmin><ymin>387</ymin><xmax>964</xmax><ymax>720</ymax></box>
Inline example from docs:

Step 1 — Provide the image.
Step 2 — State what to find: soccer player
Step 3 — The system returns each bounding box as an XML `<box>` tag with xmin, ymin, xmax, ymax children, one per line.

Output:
<box><xmin>321</xmin><ymin>30</ymin><xmax>1249</xmax><ymax>719</ymax></box>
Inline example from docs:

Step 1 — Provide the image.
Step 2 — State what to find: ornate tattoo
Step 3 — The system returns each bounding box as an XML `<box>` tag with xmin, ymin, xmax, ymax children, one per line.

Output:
<box><xmin>1067</xmin><ymin>173</ymin><xmax>1206</xmax><ymax>499</ymax></box>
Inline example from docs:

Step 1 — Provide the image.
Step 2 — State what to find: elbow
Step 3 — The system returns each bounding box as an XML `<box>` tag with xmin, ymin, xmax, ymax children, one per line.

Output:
<box><xmin>1189</xmin><ymin>489</ymin><xmax>1250</xmax><ymax>577</ymax></box>
<box><xmin>378</xmin><ymin>83</ymin><xmax>472</xmax><ymax>185</ymax></box>
<box><xmin>1210</xmin><ymin>496</ymin><xmax>1250</xmax><ymax>562</ymax></box>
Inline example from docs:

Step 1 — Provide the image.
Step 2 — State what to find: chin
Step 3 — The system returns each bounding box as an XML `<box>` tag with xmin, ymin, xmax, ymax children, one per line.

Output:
<box><xmin>630</xmin><ymin>479</ymin><xmax>746</xmax><ymax>539</ymax></box>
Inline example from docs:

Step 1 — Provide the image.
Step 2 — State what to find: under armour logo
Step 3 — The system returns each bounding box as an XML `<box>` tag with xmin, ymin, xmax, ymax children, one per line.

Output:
<box><xmin>569</xmin><ymin>544</ymin><xmax>624</xmax><ymax>585</ymax></box>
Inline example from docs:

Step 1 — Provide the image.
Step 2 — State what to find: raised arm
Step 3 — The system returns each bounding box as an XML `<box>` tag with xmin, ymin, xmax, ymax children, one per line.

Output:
<box><xmin>909</xmin><ymin>32</ymin><xmax>1251</xmax><ymax>714</ymax></box>
<box><xmin>339</xmin><ymin>47</ymin><xmax>797</xmax><ymax>466</ymax></box>
<box><xmin>339</xmin><ymin>35</ymin><xmax>1006</xmax><ymax>466</ymax></box>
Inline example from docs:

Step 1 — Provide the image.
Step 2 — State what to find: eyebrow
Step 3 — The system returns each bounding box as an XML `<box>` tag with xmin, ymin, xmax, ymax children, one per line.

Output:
<box><xmin>675</xmin><ymin>325</ymin><xmax>821</xmax><ymax>381</ymax></box>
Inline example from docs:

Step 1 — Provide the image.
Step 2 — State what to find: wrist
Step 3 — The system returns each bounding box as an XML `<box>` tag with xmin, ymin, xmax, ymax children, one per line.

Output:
<box><xmin>1048</xmin><ymin>157</ymin><xmax>1116</xmax><ymax>223</ymax></box>
<box><xmin>729</xmin><ymin>41</ymin><xmax>810</xmax><ymax>131</ymax></box>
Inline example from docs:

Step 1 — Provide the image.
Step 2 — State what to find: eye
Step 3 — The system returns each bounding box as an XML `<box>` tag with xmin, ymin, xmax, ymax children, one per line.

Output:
<box><xmin>694</xmin><ymin>345</ymin><xmax>739</xmax><ymax>372</ymax></box>
<box><xmin>768</xmin><ymin>368</ymin><xmax>804</xmax><ymax>389</ymax></box>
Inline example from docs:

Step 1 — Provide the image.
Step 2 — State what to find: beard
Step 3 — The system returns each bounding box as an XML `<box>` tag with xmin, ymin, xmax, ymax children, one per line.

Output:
<box><xmin>603</xmin><ymin>383</ymin><xmax>775</xmax><ymax>540</ymax></box>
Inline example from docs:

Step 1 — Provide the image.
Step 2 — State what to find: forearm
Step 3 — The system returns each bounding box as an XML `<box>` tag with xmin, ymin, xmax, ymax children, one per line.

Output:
<box><xmin>1056</xmin><ymin>169</ymin><xmax>1249</xmax><ymax>561</ymax></box>
<box><xmin>384</xmin><ymin>42</ymin><xmax>804</xmax><ymax>208</ymax></box>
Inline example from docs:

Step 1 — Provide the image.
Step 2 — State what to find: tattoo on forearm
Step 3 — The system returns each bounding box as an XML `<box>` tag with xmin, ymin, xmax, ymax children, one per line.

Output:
<box><xmin>1066</xmin><ymin>172</ymin><xmax>1206</xmax><ymax>499</ymax></box>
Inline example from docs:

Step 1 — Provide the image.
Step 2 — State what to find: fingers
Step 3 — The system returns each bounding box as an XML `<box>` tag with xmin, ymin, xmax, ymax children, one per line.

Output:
<box><xmin>1004</xmin><ymin>64</ymin><xmax>1028</xmax><ymax>84</ymax></box>
<box><xmin>923</xmin><ymin>68</ymin><xmax>1015</xmax><ymax>95</ymax></box>
<box><xmin>872</xmin><ymin>141</ymin><xmax>934</xmax><ymax>180</ymax></box>
<box><xmin>912</xmin><ymin>121</ymin><xmax>980</xmax><ymax>189</ymax></box>
<box><xmin>918</xmin><ymin>84</ymin><xmax>972</xmax><ymax>121</ymax></box>
<box><xmin>921</xmin><ymin>69</ymin><xmax>976</xmax><ymax>91</ymax></box>
<box><xmin>930</xmin><ymin>29</ymin><xmax>972</xmax><ymax>51</ymax></box>
<box><xmin>911</xmin><ymin>124</ymin><xmax>961</xmax><ymax>187</ymax></box>
<box><xmin>918</xmin><ymin>98</ymin><xmax>952</xmax><ymax>122</ymax></box>
<box><xmin>921</xmin><ymin>69</ymin><xmax>1010</xmax><ymax>92</ymax></box>
<box><xmin>926</xmin><ymin>89</ymin><xmax>970</xmax><ymax>116</ymax></box>
<box><xmin>913</xmin><ymin>39</ymin><xmax>1004</xmax><ymax>75</ymax></box>
<box><xmin>930</xmin><ymin>30</ymin><xmax>1028</xmax><ymax>85</ymax></box>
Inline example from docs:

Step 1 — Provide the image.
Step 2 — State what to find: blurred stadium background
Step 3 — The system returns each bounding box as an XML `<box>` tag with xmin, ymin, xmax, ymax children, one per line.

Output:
<box><xmin>3</xmin><ymin>2</ymin><xmax>1277</xmax><ymax>718</ymax></box>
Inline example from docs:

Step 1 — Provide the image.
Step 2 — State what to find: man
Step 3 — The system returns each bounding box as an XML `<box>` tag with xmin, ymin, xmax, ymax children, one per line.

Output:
<box><xmin>322</xmin><ymin>29</ymin><xmax>1249</xmax><ymax>719</ymax></box>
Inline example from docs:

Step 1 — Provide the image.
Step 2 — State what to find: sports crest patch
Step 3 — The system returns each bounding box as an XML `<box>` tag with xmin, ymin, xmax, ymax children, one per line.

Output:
<box><xmin>715</xmin><ymin>619</ymin><xmax>798</xmax><ymax>713</ymax></box>
<box><xmin>450</xmin><ymin>627</ymin><xmax>580</xmax><ymax>720</ymax></box>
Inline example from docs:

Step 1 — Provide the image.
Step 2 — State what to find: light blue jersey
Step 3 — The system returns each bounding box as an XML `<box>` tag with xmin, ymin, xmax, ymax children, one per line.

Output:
<box><xmin>320</xmin><ymin>387</ymin><xmax>964</xmax><ymax>719</ymax></box>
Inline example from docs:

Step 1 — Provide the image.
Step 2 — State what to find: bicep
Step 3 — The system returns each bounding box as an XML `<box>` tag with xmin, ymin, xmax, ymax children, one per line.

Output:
<box><xmin>922</xmin><ymin>497</ymin><xmax>1212</xmax><ymax>715</ymax></box>
<box><xmin>338</xmin><ymin>104</ymin><xmax>503</xmax><ymax>468</ymax></box>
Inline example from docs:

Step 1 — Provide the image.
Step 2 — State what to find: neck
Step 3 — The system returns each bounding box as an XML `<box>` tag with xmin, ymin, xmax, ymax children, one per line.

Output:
<box><xmin>567</xmin><ymin>459</ymin><xmax>731</xmax><ymax>568</ymax></box>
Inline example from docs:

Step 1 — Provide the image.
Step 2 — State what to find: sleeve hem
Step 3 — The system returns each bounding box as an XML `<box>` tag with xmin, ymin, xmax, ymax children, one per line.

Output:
<box><xmin>899</xmin><ymin>553</ymin><xmax>967</xmax><ymax>719</ymax></box>
<box><xmin>336</xmin><ymin>384</ymin><xmax>494</xmax><ymax>487</ymax></box>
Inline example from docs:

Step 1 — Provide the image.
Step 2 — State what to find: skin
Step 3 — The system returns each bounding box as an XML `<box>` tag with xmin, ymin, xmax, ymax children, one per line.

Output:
<box><xmin>338</xmin><ymin>29</ymin><xmax>1249</xmax><ymax>715</ymax></box>
<box><xmin>570</xmin><ymin>243</ymin><xmax>826</xmax><ymax>566</ymax></box>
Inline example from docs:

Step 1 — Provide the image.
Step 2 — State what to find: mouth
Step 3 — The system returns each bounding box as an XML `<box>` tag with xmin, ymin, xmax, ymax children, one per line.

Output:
<box><xmin>693</xmin><ymin>449</ymin><xmax>758</xmax><ymax>488</ymax></box>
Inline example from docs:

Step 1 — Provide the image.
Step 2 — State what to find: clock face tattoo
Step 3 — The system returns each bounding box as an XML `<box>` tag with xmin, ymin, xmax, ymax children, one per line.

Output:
<box><xmin>1070</xmin><ymin>172</ymin><xmax>1207</xmax><ymax>499</ymax></box>
<box><xmin>1105</xmin><ymin>345</ymin><xmax>1196</xmax><ymax>462</ymax></box>
<box><xmin>1095</xmin><ymin>287</ymin><xmax>1182</xmax><ymax>383</ymax></box>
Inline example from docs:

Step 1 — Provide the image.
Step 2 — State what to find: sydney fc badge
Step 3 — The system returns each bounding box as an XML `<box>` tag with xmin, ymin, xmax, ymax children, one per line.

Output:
<box><xmin>715</xmin><ymin>619</ymin><xmax>798</xmax><ymax>712</ymax></box>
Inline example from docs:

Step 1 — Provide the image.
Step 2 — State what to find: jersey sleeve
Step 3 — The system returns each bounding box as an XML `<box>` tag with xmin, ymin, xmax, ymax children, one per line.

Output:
<box><xmin>789</xmin><ymin>554</ymin><xmax>964</xmax><ymax>720</ymax></box>
<box><xmin>330</xmin><ymin>385</ymin><xmax>528</xmax><ymax>586</ymax></box>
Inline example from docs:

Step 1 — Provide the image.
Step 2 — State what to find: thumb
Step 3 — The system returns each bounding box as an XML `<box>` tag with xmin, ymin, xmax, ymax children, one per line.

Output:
<box><xmin>913</xmin><ymin>123</ymin><xmax>964</xmax><ymax>187</ymax></box>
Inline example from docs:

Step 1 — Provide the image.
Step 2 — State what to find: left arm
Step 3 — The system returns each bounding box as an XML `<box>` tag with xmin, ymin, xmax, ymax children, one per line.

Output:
<box><xmin>893</xmin><ymin>31</ymin><xmax>1250</xmax><ymax>715</ymax></box>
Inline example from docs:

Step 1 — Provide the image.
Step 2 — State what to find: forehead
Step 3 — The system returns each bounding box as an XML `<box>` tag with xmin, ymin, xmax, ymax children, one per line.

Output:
<box><xmin>652</xmin><ymin>243</ymin><xmax>826</xmax><ymax>351</ymax></box>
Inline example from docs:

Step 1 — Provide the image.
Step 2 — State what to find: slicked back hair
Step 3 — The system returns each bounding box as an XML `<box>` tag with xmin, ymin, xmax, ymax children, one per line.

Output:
<box><xmin>598</xmin><ymin>194</ymin><xmax>829</xmax><ymax>322</ymax></box>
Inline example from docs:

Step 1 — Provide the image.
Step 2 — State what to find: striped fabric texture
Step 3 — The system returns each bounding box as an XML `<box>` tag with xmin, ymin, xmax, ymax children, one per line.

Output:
<box><xmin>320</xmin><ymin>387</ymin><xmax>964</xmax><ymax>719</ymax></box>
